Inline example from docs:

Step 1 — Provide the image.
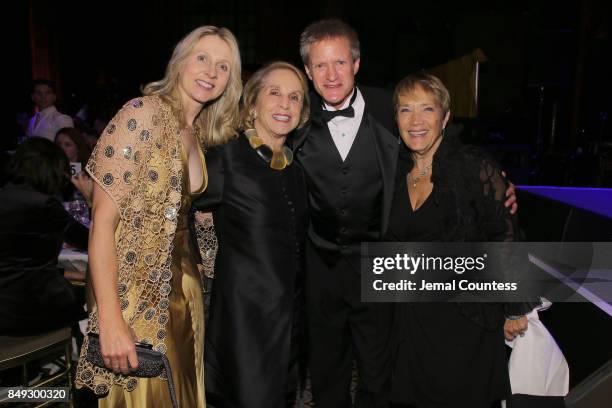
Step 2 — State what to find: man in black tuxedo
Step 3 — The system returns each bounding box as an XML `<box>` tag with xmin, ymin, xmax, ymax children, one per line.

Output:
<box><xmin>291</xmin><ymin>19</ymin><xmax>398</xmax><ymax>408</ymax></box>
<box><xmin>292</xmin><ymin>18</ymin><xmax>517</xmax><ymax>408</ymax></box>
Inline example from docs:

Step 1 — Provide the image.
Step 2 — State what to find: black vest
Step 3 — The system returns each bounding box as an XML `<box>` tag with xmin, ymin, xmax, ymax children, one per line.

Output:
<box><xmin>298</xmin><ymin>113</ymin><xmax>383</xmax><ymax>255</ymax></box>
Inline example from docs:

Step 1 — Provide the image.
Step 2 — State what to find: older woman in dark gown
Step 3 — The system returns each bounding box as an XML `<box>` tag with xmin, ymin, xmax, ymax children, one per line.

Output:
<box><xmin>386</xmin><ymin>73</ymin><xmax>534</xmax><ymax>408</ymax></box>
<box><xmin>192</xmin><ymin>61</ymin><xmax>310</xmax><ymax>408</ymax></box>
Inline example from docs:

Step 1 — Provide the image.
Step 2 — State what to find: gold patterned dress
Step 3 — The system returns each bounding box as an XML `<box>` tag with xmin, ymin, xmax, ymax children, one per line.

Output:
<box><xmin>100</xmin><ymin>141</ymin><xmax>207</xmax><ymax>408</ymax></box>
<box><xmin>75</xmin><ymin>96</ymin><xmax>206</xmax><ymax>408</ymax></box>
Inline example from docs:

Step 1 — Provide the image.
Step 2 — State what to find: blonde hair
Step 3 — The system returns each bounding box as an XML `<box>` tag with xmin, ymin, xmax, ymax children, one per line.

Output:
<box><xmin>240</xmin><ymin>61</ymin><xmax>310</xmax><ymax>130</ymax></box>
<box><xmin>393</xmin><ymin>72</ymin><xmax>451</xmax><ymax>115</ymax></box>
<box><xmin>142</xmin><ymin>25</ymin><xmax>242</xmax><ymax>147</ymax></box>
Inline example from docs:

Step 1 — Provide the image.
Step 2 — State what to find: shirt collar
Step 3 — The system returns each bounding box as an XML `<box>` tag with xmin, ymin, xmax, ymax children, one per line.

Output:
<box><xmin>322</xmin><ymin>88</ymin><xmax>365</xmax><ymax>124</ymax></box>
<box><xmin>38</xmin><ymin>105</ymin><xmax>58</xmax><ymax>116</ymax></box>
<box><xmin>323</xmin><ymin>88</ymin><xmax>355</xmax><ymax>112</ymax></box>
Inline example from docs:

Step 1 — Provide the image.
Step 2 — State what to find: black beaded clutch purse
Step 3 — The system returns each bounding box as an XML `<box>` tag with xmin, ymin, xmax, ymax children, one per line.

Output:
<box><xmin>86</xmin><ymin>333</ymin><xmax>178</xmax><ymax>408</ymax></box>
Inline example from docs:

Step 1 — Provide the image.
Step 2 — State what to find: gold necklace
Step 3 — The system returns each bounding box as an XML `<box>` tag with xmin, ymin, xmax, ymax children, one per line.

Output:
<box><xmin>244</xmin><ymin>129</ymin><xmax>293</xmax><ymax>170</ymax></box>
<box><xmin>408</xmin><ymin>163</ymin><xmax>432</xmax><ymax>188</ymax></box>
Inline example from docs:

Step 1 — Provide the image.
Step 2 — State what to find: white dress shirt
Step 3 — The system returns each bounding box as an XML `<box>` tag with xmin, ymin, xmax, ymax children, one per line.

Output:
<box><xmin>27</xmin><ymin>105</ymin><xmax>74</xmax><ymax>141</ymax></box>
<box><xmin>323</xmin><ymin>88</ymin><xmax>365</xmax><ymax>161</ymax></box>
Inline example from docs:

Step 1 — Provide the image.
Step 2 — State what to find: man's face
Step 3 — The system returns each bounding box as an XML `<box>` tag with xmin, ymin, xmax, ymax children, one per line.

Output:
<box><xmin>305</xmin><ymin>37</ymin><xmax>360</xmax><ymax>109</ymax></box>
<box><xmin>31</xmin><ymin>84</ymin><xmax>56</xmax><ymax>110</ymax></box>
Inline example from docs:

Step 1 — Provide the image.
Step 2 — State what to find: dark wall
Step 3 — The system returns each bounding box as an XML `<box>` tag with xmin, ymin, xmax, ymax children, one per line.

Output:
<box><xmin>18</xmin><ymin>0</ymin><xmax>611</xmax><ymax>155</ymax></box>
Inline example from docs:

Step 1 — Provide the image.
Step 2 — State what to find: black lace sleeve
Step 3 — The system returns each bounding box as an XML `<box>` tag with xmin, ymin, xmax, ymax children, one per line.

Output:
<box><xmin>463</xmin><ymin>147</ymin><xmax>537</xmax><ymax>316</ymax></box>
<box><xmin>467</xmin><ymin>146</ymin><xmax>519</xmax><ymax>243</ymax></box>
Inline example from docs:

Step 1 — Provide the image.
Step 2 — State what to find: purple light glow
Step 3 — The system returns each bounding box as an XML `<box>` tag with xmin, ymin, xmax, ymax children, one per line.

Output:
<box><xmin>517</xmin><ymin>186</ymin><xmax>612</xmax><ymax>219</ymax></box>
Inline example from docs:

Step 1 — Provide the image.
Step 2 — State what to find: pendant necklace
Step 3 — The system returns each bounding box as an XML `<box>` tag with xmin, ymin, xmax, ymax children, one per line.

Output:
<box><xmin>408</xmin><ymin>163</ymin><xmax>432</xmax><ymax>188</ymax></box>
<box><xmin>245</xmin><ymin>128</ymin><xmax>293</xmax><ymax>170</ymax></box>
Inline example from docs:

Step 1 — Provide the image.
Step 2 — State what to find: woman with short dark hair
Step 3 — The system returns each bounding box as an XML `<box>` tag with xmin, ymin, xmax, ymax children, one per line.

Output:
<box><xmin>0</xmin><ymin>138</ymin><xmax>88</xmax><ymax>335</ymax></box>
<box><xmin>6</xmin><ymin>137</ymin><xmax>71</xmax><ymax>195</ymax></box>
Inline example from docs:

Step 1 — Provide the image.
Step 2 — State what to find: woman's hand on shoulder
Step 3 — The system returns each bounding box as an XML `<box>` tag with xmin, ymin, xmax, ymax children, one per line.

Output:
<box><xmin>501</xmin><ymin>171</ymin><xmax>518</xmax><ymax>214</ymax></box>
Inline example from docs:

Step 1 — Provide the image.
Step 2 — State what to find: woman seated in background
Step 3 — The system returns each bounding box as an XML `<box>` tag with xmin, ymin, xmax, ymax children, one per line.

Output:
<box><xmin>55</xmin><ymin>127</ymin><xmax>92</xmax><ymax>165</ymax></box>
<box><xmin>385</xmin><ymin>73</ymin><xmax>535</xmax><ymax>408</ymax></box>
<box><xmin>55</xmin><ymin>127</ymin><xmax>93</xmax><ymax>226</ymax></box>
<box><xmin>0</xmin><ymin>138</ymin><xmax>88</xmax><ymax>336</ymax></box>
<box><xmin>192</xmin><ymin>61</ymin><xmax>309</xmax><ymax>408</ymax></box>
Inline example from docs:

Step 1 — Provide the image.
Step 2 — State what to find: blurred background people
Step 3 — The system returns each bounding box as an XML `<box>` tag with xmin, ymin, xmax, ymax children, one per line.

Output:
<box><xmin>55</xmin><ymin>127</ymin><xmax>93</xmax><ymax>227</ymax></box>
<box><xmin>55</xmin><ymin>127</ymin><xmax>92</xmax><ymax>165</ymax></box>
<box><xmin>26</xmin><ymin>79</ymin><xmax>74</xmax><ymax>141</ymax></box>
<box><xmin>0</xmin><ymin>137</ymin><xmax>88</xmax><ymax>336</ymax></box>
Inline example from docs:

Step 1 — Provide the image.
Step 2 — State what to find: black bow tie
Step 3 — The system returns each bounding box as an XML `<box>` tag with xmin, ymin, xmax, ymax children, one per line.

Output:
<box><xmin>320</xmin><ymin>106</ymin><xmax>355</xmax><ymax>122</ymax></box>
<box><xmin>316</xmin><ymin>88</ymin><xmax>358</xmax><ymax>124</ymax></box>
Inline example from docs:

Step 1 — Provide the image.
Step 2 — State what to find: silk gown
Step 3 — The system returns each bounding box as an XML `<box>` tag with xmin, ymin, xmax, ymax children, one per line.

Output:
<box><xmin>100</xmin><ymin>146</ymin><xmax>207</xmax><ymax>408</ymax></box>
<box><xmin>193</xmin><ymin>134</ymin><xmax>307</xmax><ymax>408</ymax></box>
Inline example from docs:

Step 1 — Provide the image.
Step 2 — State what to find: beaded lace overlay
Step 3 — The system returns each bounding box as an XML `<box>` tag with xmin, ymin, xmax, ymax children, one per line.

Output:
<box><xmin>75</xmin><ymin>96</ymin><xmax>186</xmax><ymax>395</ymax></box>
<box><xmin>194</xmin><ymin>215</ymin><xmax>217</xmax><ymax>278</ymax></box>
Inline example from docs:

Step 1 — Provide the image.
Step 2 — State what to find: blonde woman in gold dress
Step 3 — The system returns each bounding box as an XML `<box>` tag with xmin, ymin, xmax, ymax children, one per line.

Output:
<box><xmin>75</xmin><ymin>25</ymin><xmax>242</xmax><ymax>407</ymax></box>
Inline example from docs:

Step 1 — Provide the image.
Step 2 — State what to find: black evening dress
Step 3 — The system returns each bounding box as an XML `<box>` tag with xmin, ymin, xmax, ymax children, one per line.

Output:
<box><xmin>385</xmin><ymin>144</ymin><xmax>512</xmax><ymax>408</ymax></box>
<box><xmin>192</xmin><ymin>133</ymin><xmax>308</xmax><ymax>408</ymax></box>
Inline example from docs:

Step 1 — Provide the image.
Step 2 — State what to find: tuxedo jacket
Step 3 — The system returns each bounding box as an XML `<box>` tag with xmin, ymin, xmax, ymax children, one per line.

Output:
<box><xmin>291</xmin><ymin>85</ymin><xmax>399</xmax><ymax>265</ymax></box>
